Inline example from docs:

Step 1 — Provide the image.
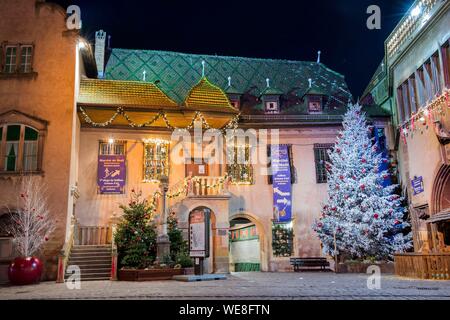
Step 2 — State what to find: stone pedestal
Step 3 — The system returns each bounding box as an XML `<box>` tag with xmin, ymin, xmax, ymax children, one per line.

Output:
<box><xmin>156</xmin><ymin>234</ymin><xmax>171</xmax><ymax>263</ymax></box>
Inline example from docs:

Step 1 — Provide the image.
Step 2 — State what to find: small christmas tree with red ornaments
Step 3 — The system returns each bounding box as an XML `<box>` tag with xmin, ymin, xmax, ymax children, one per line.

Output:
<box><xmin>313</xmin><ymin>103</ymin><xmax>412</xmax><ymax>261</ymax></box>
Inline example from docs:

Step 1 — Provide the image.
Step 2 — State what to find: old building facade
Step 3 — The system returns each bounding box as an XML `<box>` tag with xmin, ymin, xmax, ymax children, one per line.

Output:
<box><xmin>0</xmin><ymin>1</ymin><xmax>394</xmax><ymax>281</ymax></box>
<box><xmin>71</xmin><ymin>37</ymin><xmax>393</xmax><ymax>276</ymax></box>
<box><xmin>363</xmin><ymin>0</ymin><xmax>450</xmax><ymax>256</ymax></box>
<box><xmin>0</xmin><ymin>0</ymin><xmax>87</xmax><ymax>282</ymax></box>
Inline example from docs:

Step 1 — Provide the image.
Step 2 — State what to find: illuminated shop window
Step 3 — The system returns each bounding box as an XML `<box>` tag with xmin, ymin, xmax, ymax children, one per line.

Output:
<box><xmin>143</xmin><ymin>140</ymin><xmax>169</xmax><ymax>182</ymax></box>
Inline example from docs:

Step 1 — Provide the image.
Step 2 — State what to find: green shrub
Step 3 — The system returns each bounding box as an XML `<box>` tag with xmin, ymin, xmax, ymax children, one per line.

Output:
<box><xmin>176</xmin><ymin>252</ymin><xmax>194</xmax><ymax>268</ymax></box>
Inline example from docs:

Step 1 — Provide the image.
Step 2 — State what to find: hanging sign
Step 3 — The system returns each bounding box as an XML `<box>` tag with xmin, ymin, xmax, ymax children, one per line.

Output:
<box><xmin>97</xmin><ymin>155</ymin><xmax>126</xmax><ymax>194</ymax></box>
<box><xmin>271</xmin><ymin>145</ymin><xmax>292</xmax><ymax>222</ymax></box>
<box><xmin>189</xmin><ymin>209</ymin><xmax>210</xmax><ymax>258</ymax></box>
<box><xmin>411</xmin><ymin>176</ymin><xmax>424</xmax><ymax>196</ymax></box>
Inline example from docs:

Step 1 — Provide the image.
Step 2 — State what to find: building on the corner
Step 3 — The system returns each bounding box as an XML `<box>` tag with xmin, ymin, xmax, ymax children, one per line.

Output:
<box><xmin>0</xmin><ymin>0</ymin><xmax>95</xmax><ymax>282</ymax></box>
<box><xmin>362</xmin><ymin>0</ymin><xmax>450</xmax><ymax>256</ymax></box>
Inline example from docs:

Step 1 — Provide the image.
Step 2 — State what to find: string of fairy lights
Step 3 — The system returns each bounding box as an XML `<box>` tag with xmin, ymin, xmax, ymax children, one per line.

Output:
<box><xmin>144</xmin><ymin>174</ymin><xmax>231</xmax><ymax>216</ymax></box>
<box><xmin>399</xmin><ymin>88</ymin><xmax>450</xmax><ymax>144</ymax></box>
<box><xmin>79</xmin><ymin>106</ymin><xmax>241</xmax><ymax>133</ymax></box>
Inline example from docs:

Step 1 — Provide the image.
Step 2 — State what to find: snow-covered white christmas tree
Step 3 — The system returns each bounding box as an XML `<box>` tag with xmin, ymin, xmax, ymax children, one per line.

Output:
<box><xmin>313</xmin><ymin>103</ymin><xmax>412</xmax><ymax>261</ymax></box>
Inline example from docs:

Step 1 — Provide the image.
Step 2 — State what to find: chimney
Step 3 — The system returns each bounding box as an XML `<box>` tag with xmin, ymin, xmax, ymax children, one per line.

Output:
<box><xmin>95</xmin><ymin>30</ymin><xmax>106</xmax><ymax>78</ymax></box>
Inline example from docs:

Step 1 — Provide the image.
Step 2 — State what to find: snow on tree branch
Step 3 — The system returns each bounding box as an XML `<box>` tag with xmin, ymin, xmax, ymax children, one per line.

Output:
<box><xmin>313</xmin><ymin>103</ymin><xmax>412</xmax><ymax>260</ymax></box>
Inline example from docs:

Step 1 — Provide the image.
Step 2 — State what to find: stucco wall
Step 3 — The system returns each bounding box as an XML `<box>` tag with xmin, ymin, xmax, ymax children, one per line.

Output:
<box><xmin>0</xmin><ymin>0</ymin><xmax>78</xmax><ymax>280</ymax></box>
<box><xmin>392</xmin><ymin>8</ymin><xmax>450</xmax><ymax>204</ymax></box>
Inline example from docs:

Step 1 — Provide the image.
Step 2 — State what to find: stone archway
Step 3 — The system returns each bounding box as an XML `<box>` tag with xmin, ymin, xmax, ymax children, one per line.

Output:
<box><xmin>431</xmin><ymin>164</ymin><xmax>450</xmax><ymax>214</ymax></box>
<box><xmin>430</xmin><ymin>164</ymin><xmax>450</xmax><ymax>251</ymax></box>
<box><xmin>188</xmin><ymin>206</ymin><xmax>229</xmax><ymax>274</ymax></box>
<box><xmin>229</xmin><ymin>212</ymin><xmax>268</xmax><ymax>272</ymax></box>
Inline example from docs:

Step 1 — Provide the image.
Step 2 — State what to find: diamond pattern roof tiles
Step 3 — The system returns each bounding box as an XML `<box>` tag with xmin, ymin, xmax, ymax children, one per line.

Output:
<box><xmin>105</xmin><ymin>49</ymin><xmax>352</xmax><ymax>106</ymax></box>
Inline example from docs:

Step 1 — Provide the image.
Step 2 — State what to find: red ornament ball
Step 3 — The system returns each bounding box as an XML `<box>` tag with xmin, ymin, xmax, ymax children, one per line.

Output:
<box><xmin>360</xmin><ymin>184</ymin><xmax>366</xmax><ymax>190</ymax></box>
<box><xmin>374</xmin><ymin>214</ymin><xmax>379</xmax><ymax>219</ymax></box>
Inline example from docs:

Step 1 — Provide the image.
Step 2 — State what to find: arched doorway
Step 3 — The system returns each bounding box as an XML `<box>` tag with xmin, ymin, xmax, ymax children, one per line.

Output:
<box><xmin>188</xmin><ymin>206</ymin><xmax>218</xmax><ymax>274</ymax></box>
<box><xmin>430</xmin><ymin>164</ymin><xmax>450</xmax><ymax>251</ymax></box>
<box><xmin>229</xmin><ymin>216</ymin><xmax>262</xmax><ymax>272</ymax></box>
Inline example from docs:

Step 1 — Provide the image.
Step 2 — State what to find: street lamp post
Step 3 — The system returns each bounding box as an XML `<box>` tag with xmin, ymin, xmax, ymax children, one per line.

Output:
<box><xmin>156</xmin><ymin>175</ymin><xmax>171</xmax><ymax>264</ymax></box>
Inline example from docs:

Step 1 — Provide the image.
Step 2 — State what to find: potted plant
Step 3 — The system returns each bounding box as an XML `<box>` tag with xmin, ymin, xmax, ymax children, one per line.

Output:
<box><xmin>5</xmin><ymin>178</ymin><xmax>55</xmax><ymax>285</ymax></box>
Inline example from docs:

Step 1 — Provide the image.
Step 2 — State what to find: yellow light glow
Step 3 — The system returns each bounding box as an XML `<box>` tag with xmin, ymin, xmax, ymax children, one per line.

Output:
<box><xmin>143</xmin><ymin>138</ymin><xmax>170</xmax><ymax>145</ymax></box>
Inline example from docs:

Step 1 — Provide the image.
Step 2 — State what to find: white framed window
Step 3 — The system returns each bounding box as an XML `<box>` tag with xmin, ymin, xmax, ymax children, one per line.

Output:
<box><xmin>4</xmin><ymin>46</ymin><xmax>17</xmax><ymax>73</ymax></box>
<box><xmin>1</xmin><ymin>125</ymin><xmax>39</xmax><ymax>172</ymax></box>
<box><xmin>20</xmin><ymin>45</ymin><xmax>33</xmax><ymax>73</ymax></box>
<box><xmin>1</xmin><ymin>44</ymin><xmax>34</xmax><ymax>74</ymax></box>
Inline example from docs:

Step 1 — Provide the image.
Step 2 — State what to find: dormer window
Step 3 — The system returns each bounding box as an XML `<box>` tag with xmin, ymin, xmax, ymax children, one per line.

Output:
<box><xmin>265</xmin><ymin>101</ymin><xmax>279</xmax><ymax>114</ymax></box>
<box><xmin>308</xmin><ymin>95</ymin><xmax>323</xmax><ymax>114</ymax></box>
<box><xmin>230</xmin><ymin>100</ymin><xmax>240</xmax><ymax>109</ymax></box>
<box><xmin>261</xmin><ymin>78</ymin><xmax>282</xmax><ymax>115</ymax></box>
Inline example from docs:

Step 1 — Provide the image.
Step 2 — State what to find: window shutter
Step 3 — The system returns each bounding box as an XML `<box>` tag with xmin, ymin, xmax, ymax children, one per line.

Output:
<box><xmin>441</xmin><ymin>44</ymin><xmax>450</xmax><ymax>88</ymax></box>
<box><xmin>267</xmin><ymin>145</ymin><xmax>273</xmax><ymax>185</ymax></box>
<box><xmin>396</xmin><ymin>87</ymin><xmax>404</xmax><ymax>122</ymax></box>
<box><xmin>414</xmin><ymin>70</ymin><xmax>426</xmax><ymax>107</ymax></box>
<box><xmin>267</xmin><ymin>145</ymin><xmax>296</xmax><ymax>185</ymax></box>
<box><xmin>288</xmin><ymin>145</ymin><xmax>296</xmax><ymax>184</ymax></box>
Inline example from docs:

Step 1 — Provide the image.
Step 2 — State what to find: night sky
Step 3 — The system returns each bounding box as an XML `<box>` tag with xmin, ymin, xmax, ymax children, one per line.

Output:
<box><xmin>53</xmin><ymin>0</ymin><xmax>415</xmax><ymax>97</ymax></box>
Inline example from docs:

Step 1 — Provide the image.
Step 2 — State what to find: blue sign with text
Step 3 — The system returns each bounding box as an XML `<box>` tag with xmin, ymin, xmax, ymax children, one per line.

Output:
<box><xmin>411</xmin><ymin>176</ymin><xmax>424</xmax><ymax>196</ymax></box>
<box><xmin>271</xmin><ymin>145</ymin><xmax>292</xmax><ymax>222</ymax></box>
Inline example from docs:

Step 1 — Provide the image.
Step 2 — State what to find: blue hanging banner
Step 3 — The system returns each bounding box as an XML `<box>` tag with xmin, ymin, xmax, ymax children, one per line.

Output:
<box><xmin>271</xmin><ymin>145</ymin><xmax>292</xmax><ymax>223</ymax></box>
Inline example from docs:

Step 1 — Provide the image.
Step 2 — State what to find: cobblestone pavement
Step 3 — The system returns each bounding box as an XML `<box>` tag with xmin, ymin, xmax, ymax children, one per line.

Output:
<box><xmin>0</xmin><ymin>272</ymin><xmax>449</xmax><ymax>300</ymax></box>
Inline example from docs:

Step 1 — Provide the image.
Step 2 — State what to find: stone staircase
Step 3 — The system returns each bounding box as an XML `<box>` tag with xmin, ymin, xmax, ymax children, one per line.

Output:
<box><xmin>65</xmin><ymin>245</ymin><xmax>112</xmax><ymax>281</ymax></box>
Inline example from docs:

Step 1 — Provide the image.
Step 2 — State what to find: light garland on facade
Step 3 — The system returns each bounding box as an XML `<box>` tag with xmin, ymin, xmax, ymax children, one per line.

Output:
<box><xmin>142</xmin><ymin>138</ymin><xmax>171</xmax><ymax>145</ymax></box>
<box><xmin>399</xmin><ymin>88</ymin><xmax>450</xmax><ymax>144</ymax></box>
<box><xmin>386</xmin><ymin>0</ymin><xmax>438</xmax><ymax>58</ymax></box>
<box><xmin>79</xmin><ymin>106</ymin><xmax>240</xmax><ymax>132</ymax></box>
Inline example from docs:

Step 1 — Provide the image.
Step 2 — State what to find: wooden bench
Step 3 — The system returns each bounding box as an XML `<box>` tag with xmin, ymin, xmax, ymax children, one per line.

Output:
<box><xmin>290</xmin><ymin>257</ymin><xmax>330</xmax><ymax>272</ymax></box>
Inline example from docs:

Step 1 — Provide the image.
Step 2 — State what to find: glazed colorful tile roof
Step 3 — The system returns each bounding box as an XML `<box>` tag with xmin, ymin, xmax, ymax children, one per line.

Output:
<box><xmin>78</xmin><ymin>78</ymin><xmax>178</xmax><ymax>108</ymax></box>
<box><xmin>104</xmin><ymin>49</ymin><xmax>353</xmax><ymax>107</ymax></box>
<box><xmin>184</xmin><ymin>77</ymin><xmax>236</xmax><ymax>112</ymax></box>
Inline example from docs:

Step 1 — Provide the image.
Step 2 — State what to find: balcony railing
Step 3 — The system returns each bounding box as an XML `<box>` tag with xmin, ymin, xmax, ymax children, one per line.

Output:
<box><xmin>75</xmin><ymin>226</ymin><xmax>112</xmax><ymax>246</ymax></box>
<box><xmin>188</xmin><ymin>176</ymin><xmax>230</xmax><ymax>197</ymax></box>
